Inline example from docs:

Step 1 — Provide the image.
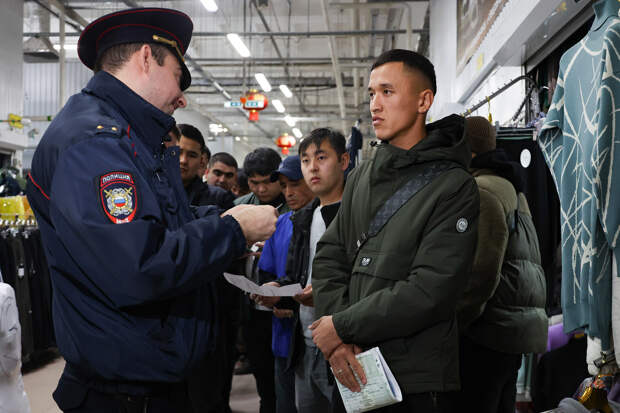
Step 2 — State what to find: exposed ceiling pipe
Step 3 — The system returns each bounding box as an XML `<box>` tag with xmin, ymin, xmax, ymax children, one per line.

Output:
<box><xmin>319</xmin><ymin>0</ymin><xmax>347</xmax><ymax>134</ymax></box>
<box><xmin>330</xmin><ymin>2</ymin><xmax>415</xmax><ymax>50</ymax></box>
<box><xmin>33</xmin><ymin>4</ymin><xmax>57</xmax><ymax>55</ymax></box>
<box><xmin>186</xmin><ymin>56</ymin><xmax>272</xmax><ymax>140</ymax></box>
<box><xmin>352</xmin><ymin>0</ymin><xmax>361</xmax><ymax>111</ymax></box>
<box><xmin>30</xmin><ymin>0</ymin><xmax>81</xmax><ymax>31</ymax></box>
<box><xmin>24</xmin><ymin>29</ymin><xmax>422</xmax><ymax>38</ymax></box>
<box><xmin>47</xmin><ymin>0</ymin><xmax>89</xmax><ymax>27</ymax></box>
<box><xmin>250</xmin><ymin>0</ymin><xmax>307</xmax><ymax>113</ymax></box>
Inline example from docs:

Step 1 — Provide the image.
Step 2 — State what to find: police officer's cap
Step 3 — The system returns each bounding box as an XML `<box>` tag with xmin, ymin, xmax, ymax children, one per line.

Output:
<box><xmin>78</xmin><ymin>8</ymin><xmax>193</xmax><ymax>90</ymax></box>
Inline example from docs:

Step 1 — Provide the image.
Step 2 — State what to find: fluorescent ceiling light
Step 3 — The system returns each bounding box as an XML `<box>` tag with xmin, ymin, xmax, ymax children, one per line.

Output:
<box><xmin>272</xmin><ymin>99</ymin><xmax>285</xmax><ymax>113</ymax></box>
<box><xmin>283</xmin><ymin>115</ymin><xmax>296</xmax><ymax>127</ymax></box>
<box><xmin>235</xmin><ymin>136</ymin><xmax>241</xmax><ymax>141</ymax></box>
<box><xmin>227</xmin><ymin>33</ymin><xmax>251</xmax><ymax>57</ymax></box>
<box><xmin>292</xmin><ymin>128</ymin><xmax>302</xmax><ymax>138</ymax></box>
<box><xmin>279</xmin><ymin>84</ymin><xmax>293</xmax><ymax>98</ymax></box>
<box><xmin>53</xmin><ymin>44</ymin><xmax>77</xmax><ymax>50</ymax></box>
<box><xmin>200</xmin><ymin>0</ymin><xmax>218</xmax><ymax>12</ymax></box>
<box><xmin>255</xmin><ymin>73</ymin><xmax>272</xmax><ymax>92</ymax></box>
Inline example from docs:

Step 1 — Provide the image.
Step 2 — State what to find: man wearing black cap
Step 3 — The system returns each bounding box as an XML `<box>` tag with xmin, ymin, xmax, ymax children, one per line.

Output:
<box><xmin>25</xmin><ymin>7</ymin><xmax>277</xmax><ymax>413</ymax></box>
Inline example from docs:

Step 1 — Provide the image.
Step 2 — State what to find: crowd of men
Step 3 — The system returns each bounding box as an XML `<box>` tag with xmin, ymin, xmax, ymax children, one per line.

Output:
<box><xmin>24</xmin><ymin>7</ymin><xmax>548</xmax><ymax>413</ymax></box>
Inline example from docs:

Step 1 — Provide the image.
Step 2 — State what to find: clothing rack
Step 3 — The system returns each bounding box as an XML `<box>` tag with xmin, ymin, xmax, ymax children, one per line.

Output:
<box><xmin>0</xmin><ymin>225</ymin><xmax>55</xmax><ymax>364</ymax></box>
<box><xmin>462</xmin><ymin>75</ymin><xmax>540</xmax><ymax>125</ymax></box>
<box><xmin>496</xmin><ymin>127</ymin><xmax>537</xmax><ymax>141</ymax></box>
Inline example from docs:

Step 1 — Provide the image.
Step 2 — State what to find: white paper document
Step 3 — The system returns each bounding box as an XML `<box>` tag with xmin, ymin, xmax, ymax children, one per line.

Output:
<box><xmin>334</xmin><ymin>347</ymin><xmax>403</xmax><ymax>413</ymax></box>
<box><xmin>223</xmin><ymin>272</ymin><xmax>303</xmax><ymax>297</ymax></box>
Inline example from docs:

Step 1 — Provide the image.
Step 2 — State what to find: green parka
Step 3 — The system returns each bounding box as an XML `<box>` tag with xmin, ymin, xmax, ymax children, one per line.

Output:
<box><xmin>459</xmin><ymin>166</ymin><xmax>548</xmax><ymax>354</ymax></box>
<box><xmin>313</xmin><ymin>114</ymin><xmax>480</xmax><ymax>394</ymax></box>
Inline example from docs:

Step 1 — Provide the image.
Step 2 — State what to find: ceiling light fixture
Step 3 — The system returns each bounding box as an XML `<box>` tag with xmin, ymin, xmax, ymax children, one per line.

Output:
<box><xmin>254</xmin><ymin>73</ymin><xmax>272</xmax><ymax>92</ymax></box>
<box><xmin>283</xmin><ymin>115</ymin><xmax>296</xmax><ymax>127</ymax></box>
<box><xmin>279</xmin><ymin>84</ymin><xmax>293</xmax><ymax>98</ymax></box>
<box><xmin>272</xmin><ymin>99</ymin><xmax>285</xmax><ymax>113</ymax></box>
<box><xmin>292</xmin><ymin>128</ymin><xmax>302</xmax><ymax>138</ymax></box>
<box><xmin>226</xmin><ymin>33</ymin><xmax>251</xmax><ymax>57</ymax></box>
<box><xmin>200</xmin><ymin>0</ymin><xmax>218</xmax><ymax>12</ymax></box>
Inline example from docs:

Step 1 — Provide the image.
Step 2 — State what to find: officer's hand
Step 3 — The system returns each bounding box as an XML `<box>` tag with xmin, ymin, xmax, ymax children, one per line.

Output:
<box><xmin>222</xmin><ymin>205</ymin><xmax>277</xmax><ymax>245</ymax></box>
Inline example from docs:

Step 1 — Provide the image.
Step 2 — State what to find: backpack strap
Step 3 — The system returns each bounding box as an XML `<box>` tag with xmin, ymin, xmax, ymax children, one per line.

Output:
<box><xmin>355</xmin><ymin>160</ymin><xmax>461</xmax><ymax>253</ymax></box>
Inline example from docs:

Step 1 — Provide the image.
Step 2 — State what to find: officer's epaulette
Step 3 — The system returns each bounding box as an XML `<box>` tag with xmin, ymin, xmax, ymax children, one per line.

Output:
<box><xmin>93</xmin><ymin>116</ymin><xmax>123</xmax><ymax>138</ymax></box>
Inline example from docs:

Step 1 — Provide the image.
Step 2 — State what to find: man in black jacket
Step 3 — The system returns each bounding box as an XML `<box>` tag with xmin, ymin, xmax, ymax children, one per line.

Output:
<box><xmin>178</xmin><ymin>123</ymin><xmax>235</xmax><ymax>210</ymax></box>
<box><xmin>177</xmin><ymin>123</ymin><xmax>238</xmax><ymax>413</ymax></box>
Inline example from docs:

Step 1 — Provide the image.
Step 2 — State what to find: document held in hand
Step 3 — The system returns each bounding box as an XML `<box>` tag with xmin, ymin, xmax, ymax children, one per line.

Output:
<box><xmin>223</xmin><ymin>272</ymin><xmax>303</xmax><ymax>296</ymax></box>
<box><xmin>334</xmin><ymin>347</ymin><xmax>403</xmax><ymax>413</ymax></box>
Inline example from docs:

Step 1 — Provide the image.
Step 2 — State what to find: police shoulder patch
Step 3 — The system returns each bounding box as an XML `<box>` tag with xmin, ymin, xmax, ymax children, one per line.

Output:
<box><xmin>99</xmin><ymin>172</ymin><xmax>137</xmax><ymax>224</ymax></box>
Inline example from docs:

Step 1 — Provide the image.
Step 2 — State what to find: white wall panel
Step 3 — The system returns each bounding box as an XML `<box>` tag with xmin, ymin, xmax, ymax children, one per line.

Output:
<box><xmin>22</xmin><ymin>60</ymin><xmax>92</xmax><ymax>159</ymax></box>
<box><xmin>0</xmin><ymin>0</ymin><xmax>25</xmax><ymax>159</ymax></box>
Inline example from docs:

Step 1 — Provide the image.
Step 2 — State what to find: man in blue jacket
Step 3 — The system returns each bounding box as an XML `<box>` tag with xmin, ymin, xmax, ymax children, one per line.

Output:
<box><xmin>26</xmin><ymin>8</ymin><xmax>276</xmax><ymax>412</ymax></box>
<box><xmin>256</xmin><ymin>155</ymin><xmax>315</xmax><ymax>413</ymax></box>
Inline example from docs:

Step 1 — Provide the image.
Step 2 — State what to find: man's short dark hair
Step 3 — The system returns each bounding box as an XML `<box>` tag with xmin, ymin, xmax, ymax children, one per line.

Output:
<box><xmin>298</xmin><ymin>128</ymin><xmax>346</xmax><ymax>157</ymax></box>
<box><xmin>243</xmin><ymin>147</ymin><xmax>281</xmax><ymax>178</ymax></box>
<box><xmin>371</xmin><ymin>49</ymin><xmax>437</xmax><ymax>95</ymax></box>
<box><xmin>178</xmin><ymin>123</ymin><xmax>210</xmax><ymax>159</ymax></box>
<box><xmin>209</xmin><ymin>152</ymin><xmax>238</xmax><ymax>169</ymax></box>
<box><xmin>94</xmin><ymin>43</ymin><xmax>169</xmax><ymax>74</ymax></box>
<box><xmin>236</xmin><ymin>168</ymin><xmax>250</xmax><ymax>194</ymax></box>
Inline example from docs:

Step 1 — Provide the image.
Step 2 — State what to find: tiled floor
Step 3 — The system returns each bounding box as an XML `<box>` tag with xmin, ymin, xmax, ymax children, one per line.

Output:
<box><xmin>22</xmin><ymin>357</ymin><xmax>261</xmax><ymax>413</ymax></box>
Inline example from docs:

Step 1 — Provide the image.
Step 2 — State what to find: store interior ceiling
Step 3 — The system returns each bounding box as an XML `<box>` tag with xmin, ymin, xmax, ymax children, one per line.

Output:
<box><xmin>22</xmin><ymin>0</ymin><xmax>429</xmax><ymax>144</ymax></box>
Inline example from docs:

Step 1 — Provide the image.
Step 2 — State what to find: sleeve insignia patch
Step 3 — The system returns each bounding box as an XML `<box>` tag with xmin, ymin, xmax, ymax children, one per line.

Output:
<box><xmin>99</xmin><ymin>172</ymin><xmax>137</xmax><ymax>224</ymax></box>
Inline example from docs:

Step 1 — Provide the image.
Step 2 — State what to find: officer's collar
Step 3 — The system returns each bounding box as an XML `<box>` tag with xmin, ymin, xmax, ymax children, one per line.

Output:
<box><xmin>83</xmin><ymin>71</ymin><xmax>175</xmax><ymax>153</ymax></box>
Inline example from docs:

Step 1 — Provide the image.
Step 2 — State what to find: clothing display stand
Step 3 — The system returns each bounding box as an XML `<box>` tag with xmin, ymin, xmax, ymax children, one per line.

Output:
<box><xmin>0</xmin><ymin>219</ymin><xmax>55</xmax><ymax>365</ymax></box>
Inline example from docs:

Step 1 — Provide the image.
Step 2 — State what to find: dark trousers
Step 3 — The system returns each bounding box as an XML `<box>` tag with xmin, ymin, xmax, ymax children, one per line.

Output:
<box><xmin>188</xmin><ymin>281</ymin><xmax>240</xmax><ymax>413</ymax></box>
<box><xmin>245</xmin><ymin>308</ymin><xmax>276</xmax><ymax>413</ymax></box>
<box><xmin>274</xmin><ymin>356</ymin><xmax>297</xmax><ymax>413</ymax></box>
<box><xmin>330</xmin><ymin>385</ymin><xmax>457</xmax><ymax>413</ymax></box>
<box><xmin>458</xmin><ymin>335</ymin><xmax>522</xmax><ymax>413</ymax></box>
<box><xmin>53</xmin><ymin>371</ymin><xmax>189</xmax><ymax>412</ymax></box>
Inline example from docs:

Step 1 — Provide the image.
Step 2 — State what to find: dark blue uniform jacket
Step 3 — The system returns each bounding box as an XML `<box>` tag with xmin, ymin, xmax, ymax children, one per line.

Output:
<box><xmin>26</xmin><ymin>71</ymin><xmax>246</xmax><ymax>383</ymax></box>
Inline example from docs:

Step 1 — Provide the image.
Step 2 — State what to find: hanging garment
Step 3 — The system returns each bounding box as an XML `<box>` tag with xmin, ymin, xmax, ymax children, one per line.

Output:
<box><xmin>538</xmin><ymin>0</ymin><xmax>620</xmax><ymax>349</ymax></box>
<box><xmin>533</xmin><ymin>335</ymin><xmax>589</xmax><ymax>411</ymax></box>
<box><xmin>496</xmin><ymin>131</ymin><xmax>561</xmax><ymax>315</ymax></box>
<box><xmin>22</xmin><ymin>230</ymin><xmax>54</xmax><ymax>351</ymax></box>
<box><xmin>0</xmin><ymin>283</ymin><xmax>31</xmax><ymax>413</ymax></box>
<box><xmin>8</xmin><ymin>236</ymin><xmax>34</xmax><ymax>360</ymax></box>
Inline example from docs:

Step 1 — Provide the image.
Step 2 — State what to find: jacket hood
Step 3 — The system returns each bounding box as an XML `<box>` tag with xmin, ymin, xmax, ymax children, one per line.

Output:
<box><xmin>376</xmin><ymin>114</ymin><xmax>472</xmax><ymax>169</ymax></box>
<box><xmin>470</xmin><ymin>148</ymin><xmax>525</xmax><ymax>193</ymax></box>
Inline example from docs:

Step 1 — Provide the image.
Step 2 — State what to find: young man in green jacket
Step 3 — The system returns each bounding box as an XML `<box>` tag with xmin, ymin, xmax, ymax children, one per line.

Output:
<box><xmin>310</xmin><ymin>49</ymin><xmax>480</xmax><ymax>412</ymax></box>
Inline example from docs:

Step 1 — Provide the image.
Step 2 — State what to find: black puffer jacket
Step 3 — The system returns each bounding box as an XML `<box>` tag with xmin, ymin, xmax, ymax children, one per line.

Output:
<box><xmin>460</xmin><ymin>149</ymin><xmax>548</xmax><ymax>354</ymax></box>
<box><xmin>277</xmin><ymin>198</ymin><xmax>340</xmax><ymax>370</ymax></box>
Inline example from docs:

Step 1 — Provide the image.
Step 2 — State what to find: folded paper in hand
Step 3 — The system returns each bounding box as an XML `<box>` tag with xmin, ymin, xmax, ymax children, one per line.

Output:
<box><xmin>334</xmin><ymin>347</ymin><xmax>402</xmax><ymax>413</ymax></box>
<box><xmin>223</xmin><ymin>272</ymin><xmax>303</xmax><ymax>296</ymax></box>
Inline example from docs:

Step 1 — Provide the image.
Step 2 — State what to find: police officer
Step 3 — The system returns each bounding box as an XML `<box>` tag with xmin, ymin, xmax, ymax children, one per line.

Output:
<box><xmin>26</xmin><ymin>8</ymin><xmax>277</xmax><ymax>413</ymax></box>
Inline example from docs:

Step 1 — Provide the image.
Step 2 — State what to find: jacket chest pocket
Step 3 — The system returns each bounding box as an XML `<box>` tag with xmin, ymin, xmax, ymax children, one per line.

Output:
<box><xmin>350</xmin><ymin>249</ymin><xmax>413</xmax><ymax>303</ymax></box>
